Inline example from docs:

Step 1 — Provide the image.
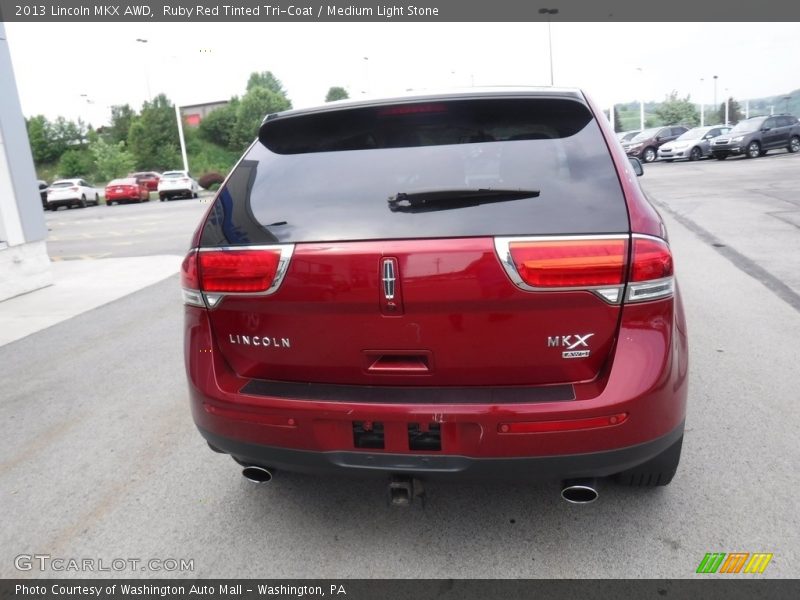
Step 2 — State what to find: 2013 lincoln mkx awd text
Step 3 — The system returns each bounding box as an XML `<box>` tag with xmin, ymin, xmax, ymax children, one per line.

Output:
<box><xmin>182</xmin><ymin>88</ymin><xmax>688</xmax><ymax>504</ymax></box>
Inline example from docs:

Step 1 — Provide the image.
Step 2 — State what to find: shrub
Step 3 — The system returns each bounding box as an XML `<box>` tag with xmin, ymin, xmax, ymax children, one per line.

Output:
<box><xmin>198</xmin><ymin>172</ymin><xmax>225</xmax><ymax>190</ymax></box>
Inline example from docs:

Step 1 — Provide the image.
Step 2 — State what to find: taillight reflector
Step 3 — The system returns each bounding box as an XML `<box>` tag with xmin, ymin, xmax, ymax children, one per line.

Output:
<box><xmin>508</xmin><ymin>239</ymin><xmax>627</xmax><ymax>287</ymax></box>
<box><xmin>498</xmin><ymin>412</ymin><xmax>628</xmax><ymax>434</ymax></box>
<box><xmin>631</xmin><ymin>237</ymin><xmax>673</xmax><ymax>281</ymax></box>
<box><xmin>198</xmin><ymin>250</ymin><xmax>282</xmax><ymax>293</ymax></box>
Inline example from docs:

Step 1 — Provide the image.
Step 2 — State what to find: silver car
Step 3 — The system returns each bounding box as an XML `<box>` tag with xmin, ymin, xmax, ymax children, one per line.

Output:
<box><xmin>657</xmin><ymin>125</ymin><xmax>732</xmax><ymax>162</ymax></box>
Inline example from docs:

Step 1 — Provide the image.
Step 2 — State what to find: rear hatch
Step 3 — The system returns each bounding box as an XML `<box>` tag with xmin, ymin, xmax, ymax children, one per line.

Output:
<box><xmin>193</xmin><ymin>94</ymin><xmax>632</xmax><ymax>387</ymax></box>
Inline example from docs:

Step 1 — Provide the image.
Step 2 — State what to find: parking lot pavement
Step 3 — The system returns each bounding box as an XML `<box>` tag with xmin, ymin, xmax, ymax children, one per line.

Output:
<box><xmin>0</xmin><ymin>255</ymin><xmax>183</xmax><ymax>346</ymax></box>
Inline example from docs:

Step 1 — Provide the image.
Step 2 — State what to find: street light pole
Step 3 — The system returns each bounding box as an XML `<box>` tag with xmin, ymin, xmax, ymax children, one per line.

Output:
<box><xmin>699</xmin><ymin>77</ymin><xmax>705</xmax><ymax>127</ymax></box>
<box><xmin>538</xmin><ymin>8</ymin><xmax>559</xmax><ymax>86</ymax></box>
<box><xmin>724</xmin><ymin>88</ymin><xmax>729</xmax><ymax>125</ymax></box>
<box><xmin>713</xmin><ymin>75</ymin><xmax>718</xmax><ymax>121</ymax></box>
<box><xmin>636</xmin><ymin>67</ymin><xmax>644</xmax><ymax>130</ymax></box>
<box><xmin>135</xmin><ymin>38</ymin><xmax>151</xmax><ymax>100</ymax></box>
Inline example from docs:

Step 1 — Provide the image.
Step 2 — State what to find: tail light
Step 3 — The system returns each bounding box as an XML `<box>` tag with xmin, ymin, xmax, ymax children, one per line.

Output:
<box><xmin>627</xmin><ymin>235</ymin><xmax>674</xmax><ymax>302</ymax></box>
<box><xmin>495</xmin><ymin>234</ymin><xmax>674</xmax><ymax>304</ymax></box>
<box><xmin>495</xmin><ymin>236</ymin><xmax>628</xmax><ymax>303</ymax></box>
<box><xmin>70</xmin><ymin>187</ymin><xmax>79</xmax><ymax>191</ymax></box>
<box><xmin>181</xmin><ymin>246</ymin><xmax>294</xmax><ymax>308</ymax></box>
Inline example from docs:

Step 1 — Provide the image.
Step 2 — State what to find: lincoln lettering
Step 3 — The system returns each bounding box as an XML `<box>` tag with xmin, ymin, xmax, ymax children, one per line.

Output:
<box><xmin>229</xmin><ymin>334</ymin><xmax>291</xmax><ymax>348</ymax></box>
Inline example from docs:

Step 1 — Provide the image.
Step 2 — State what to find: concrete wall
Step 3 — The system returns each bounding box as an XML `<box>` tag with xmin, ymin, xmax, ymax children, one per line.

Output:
<box><xmin>0</xmin><ymin>22</ymin><xmax>53</xmax><ymax>301</ymax></box>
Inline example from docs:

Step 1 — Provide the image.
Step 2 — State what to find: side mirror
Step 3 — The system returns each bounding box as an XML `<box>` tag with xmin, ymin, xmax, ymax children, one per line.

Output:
<box><xmin>629</xmin><ymin>157</ymin><xmax>644</xmax><ymax>176</ymax></box>
<box><xmin>761</xmin><ymin>127</ymin><xmax>770</xmax><ymax>132</ymax></box>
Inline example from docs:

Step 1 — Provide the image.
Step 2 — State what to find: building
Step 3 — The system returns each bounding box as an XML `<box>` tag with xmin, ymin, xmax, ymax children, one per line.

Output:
<box><xmin>180</xmin><ymin>100</ymin><xmax>229</xmax><ymax>127</ymax></box>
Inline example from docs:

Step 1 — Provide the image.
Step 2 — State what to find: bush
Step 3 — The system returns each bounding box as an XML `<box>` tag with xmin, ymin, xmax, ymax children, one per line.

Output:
<box><xmin>198</xmin><ymin>172</ymin><xmax>225</xmax><ymax>190</ymax></box>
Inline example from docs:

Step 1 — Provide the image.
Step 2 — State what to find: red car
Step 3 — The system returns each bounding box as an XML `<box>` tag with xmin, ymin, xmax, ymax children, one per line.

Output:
<box><xmin>105</xmin><ymin>178</ymin><xmax>150</xmax><ymax>205</ymax></box>
<box><xmin>182</xmin><ymin>89</ymin><xmax>688</xmax><ymax>504</ymax></box>
<box><xmin>129</xmin><ymin>171</ymin><xmax>161</xmax><ymax>191</ymax></box>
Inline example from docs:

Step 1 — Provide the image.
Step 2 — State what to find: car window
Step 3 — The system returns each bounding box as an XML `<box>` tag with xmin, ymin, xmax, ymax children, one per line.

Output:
<box><xmin>200</xmin><ymin>97</ymin><xmax>629</xmax><ymax>246</ymax></box>
<box><xmin>763</xmin><ymin>118</ymin><xmax>777</xmax><ymax>129</ymax></box>
<box><xmin>776</xmin><ymin>116</ymin><xmax>791</xmax><ymax>127</ymax></box>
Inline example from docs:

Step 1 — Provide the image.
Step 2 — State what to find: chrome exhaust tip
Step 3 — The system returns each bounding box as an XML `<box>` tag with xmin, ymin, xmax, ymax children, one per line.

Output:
<box><xmin>560</xmin><ymin>478</ymin><xmax>598</xmax><ymax>504</ymax></box>
<box><xmin>242</xmin><ymin>465</ymin><xmax>273</xmax><ymax>484</ymax></box>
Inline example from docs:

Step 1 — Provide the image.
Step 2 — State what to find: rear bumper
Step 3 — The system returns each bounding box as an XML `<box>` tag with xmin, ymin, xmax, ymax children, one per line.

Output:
<box><xmin>185</xmin><ymin>293</ymin><xmax>689</xmax><ymax>479</ymax></box>
<box><xmin>199</xmin><ymin>421</ymin><xmax>684</xmax><ymax>481</ymax></box>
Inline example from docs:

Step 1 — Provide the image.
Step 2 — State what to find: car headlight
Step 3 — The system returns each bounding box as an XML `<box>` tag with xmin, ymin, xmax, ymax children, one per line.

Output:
<box><xmin>731</xmin><ymin>136</ymin><xmax>745</xmax><ymax>142</ymax></box>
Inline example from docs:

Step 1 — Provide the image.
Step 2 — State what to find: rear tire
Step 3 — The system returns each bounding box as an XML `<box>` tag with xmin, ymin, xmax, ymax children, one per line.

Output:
<box><xmin>79</xmin><ymin>195</ymin><xmax>87</xmax><ymax>208</ymax></box>
<box><xmin>159</xmin><ymin>194</ymin><xmax>166</xmax><ymax>202</ymax></box>
<box><xmin>789</xmin><ymin>136</ymin><xmax>800</xmax><ymax>153</ymax></box>
<box><xmin>612</xmin><ymin>435</ymin><xmax>683</xmax><ymax>487</ymax></box>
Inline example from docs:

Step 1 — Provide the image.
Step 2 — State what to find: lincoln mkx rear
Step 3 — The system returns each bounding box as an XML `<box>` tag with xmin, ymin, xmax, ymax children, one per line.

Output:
<box><xmin>182</xmin><ymin>89</ymin><xmax>688</xmax><ymax>504</ymax></box>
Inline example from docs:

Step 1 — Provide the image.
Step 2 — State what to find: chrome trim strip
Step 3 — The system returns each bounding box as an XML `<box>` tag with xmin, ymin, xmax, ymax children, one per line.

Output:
<box><xmin>182</xmin><ymin>288</ymin><xmax>206</xmax><ymax>308</ymax></box>
<box><xmin>627</xmin><ymin>276</ymin><xmax>674</xmax><ymax>303</ymax></box>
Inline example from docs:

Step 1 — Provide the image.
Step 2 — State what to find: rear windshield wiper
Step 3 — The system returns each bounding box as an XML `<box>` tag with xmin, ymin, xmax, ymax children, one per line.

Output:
<box><xmin>387</xmin><ymin>188</ymin><xmax>540</xmax><ymax>213</ymax></box>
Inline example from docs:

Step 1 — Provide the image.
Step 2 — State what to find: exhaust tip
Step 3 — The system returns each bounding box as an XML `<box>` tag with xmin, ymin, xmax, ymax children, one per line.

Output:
<box><xmin>561</xmin><ymin>479</ymin><xmax>598</xmax><ymax>504</ymax></box>
<box><xmin>242</xmin><ymin>466</ymin><xmax>273</xmax><ymax>484</ymax></box>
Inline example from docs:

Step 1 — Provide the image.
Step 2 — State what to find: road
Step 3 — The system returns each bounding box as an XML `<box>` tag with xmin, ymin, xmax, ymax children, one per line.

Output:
<box><xmin>1</xmin><ymin>154</ymin><xmax>799</xmax><ymax>579</ymax></box>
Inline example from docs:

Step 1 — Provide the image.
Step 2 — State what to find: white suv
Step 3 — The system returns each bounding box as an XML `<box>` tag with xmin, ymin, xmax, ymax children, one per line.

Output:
<box><xmin>46</xmin><ymin>179</ymin><xmax>100</xmax><ymax>210</ymax></box>
<box><xmin>157</xmin><ymin>170</ymin><xmax>200</xmax><ymax>201</ymax></box>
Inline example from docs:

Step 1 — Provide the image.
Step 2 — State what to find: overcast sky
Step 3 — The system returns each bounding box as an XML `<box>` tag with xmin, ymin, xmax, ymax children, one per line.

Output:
<box><xmin>5</xmin><ymin>22</ymin><xmax>800</xmax><ymax>126</ymax></box>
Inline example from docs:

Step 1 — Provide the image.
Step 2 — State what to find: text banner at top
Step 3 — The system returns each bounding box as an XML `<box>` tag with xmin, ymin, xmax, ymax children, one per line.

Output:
<box><xmin>1</xmin><ymin>0</ymin><xmax>799</xmax><ymax>22</ymax></box>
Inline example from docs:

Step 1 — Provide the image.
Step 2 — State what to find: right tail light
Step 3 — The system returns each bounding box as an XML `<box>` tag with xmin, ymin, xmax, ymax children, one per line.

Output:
<box><xmin>627</xmin><ymin>235</ymin><xmax>674</xmax><ymax>302</ymax></box>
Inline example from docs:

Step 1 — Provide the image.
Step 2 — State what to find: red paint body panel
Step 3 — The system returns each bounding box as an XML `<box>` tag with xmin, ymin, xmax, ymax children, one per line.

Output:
<box><xmin>204</xmin><ymin>239</ymin><xmax>622</xmax><ymax>386</ymax></box>
<box><xmin>185</xmin><ymin>295</ymin><xmax>687</xmax><ymax>458</ymax></box>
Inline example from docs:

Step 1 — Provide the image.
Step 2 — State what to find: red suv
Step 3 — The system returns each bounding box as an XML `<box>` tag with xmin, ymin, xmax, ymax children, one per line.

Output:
<box><xmin>182</xmin><ymin>89</ymin><xmax>688</xmax><ymax>504</ymax></box>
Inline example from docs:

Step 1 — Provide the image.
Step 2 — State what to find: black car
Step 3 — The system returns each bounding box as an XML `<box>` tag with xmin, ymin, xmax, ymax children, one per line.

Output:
<box><xmin>711</xmin><ymin>115</ymin><xmax>800</xmax><ymax>159</ymax></box>
<box><xmin>38</xmin><ymin>180</ymin><xmax>49</xmax><ymax>208</ymax></box>
<box><xmin>621</xmin><ymin>126</ymin><xmax>688</xmax><ymax>163</ymax></box>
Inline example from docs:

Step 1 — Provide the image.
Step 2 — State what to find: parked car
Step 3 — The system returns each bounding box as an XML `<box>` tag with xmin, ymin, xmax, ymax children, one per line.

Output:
<box><xmin>711</xmin><ymin>115</ymin><xmax>800</xmax><ymax>159</ymax></box>
<box><xmin>46</xmin><ymin>178</ymin><xmax>100</xmax><ymax>210</ymax></box>
<box><xmin>616</xmin><ymin>130</ymin><xmax>640</xmax><ymax>143</ymax></box>
<box><xmin>657</xmin><ymin>125</ymin><xmax>732</xmax><ymax>162</ymax></box>
<box><xmin>158</xmin><ymin>170</ymin><xmax>200</xmax><ymax>201</ymax></box>
<box><xmin>622</xmin><ymin>126</ymin><xmax>688</xmax><ymax>163</ymax></box>
<box><xmin>181</xmin><ymin>88</ymin><xmax>688</xmax><ymax>504</ymax></box>
<box><xmin>38</xmin><ymin>180</ymin><xmax>49</xmax><ymax>208</ymax></box>
<box><xmin>129</xmin><ymin>171</ymin><xmax>161</xmax><ymax>191</ymax></box>
<box><xmin>105</xmin><ymin>177</ymin><xmax>150</xmax><ymax>205</ymax></box>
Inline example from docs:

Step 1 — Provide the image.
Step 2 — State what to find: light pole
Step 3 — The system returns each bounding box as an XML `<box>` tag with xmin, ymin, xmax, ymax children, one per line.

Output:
<box><xmin>636</xmin><ymin>67</ymin><xmax>645</xmax><ymax>130</ymax></box>
<box><xmin>713</xmin><ymin>75</ymin><xmax>718</xmax><ymax>122</ymax></box>
<box><xmin>135</xmin><ymin>38</ymin><xmax>151</xmax><ymax>100</ymax></box>
<box><xmin>724</xmin><ymin>88</ymin><xmax>729</xmax><ymax>125</ymax></box>
<box><xmin>783</xmin><ymin>96</ymin><xmax>792</xmax><ymax>113</ymax></box>
<box><xmin>539</xmin><ymin>8</ymin><xmax>558</xmax><ymax>86</ymax></box>
<box><xmin>699</xmin><ymin>77</ymin><xmax>705</xmax><ymax>127</ymax></box>
<box><xmin>362</xmin><ymin>56</ymin><xmax>369</xmax><ymax>95</ymax></box>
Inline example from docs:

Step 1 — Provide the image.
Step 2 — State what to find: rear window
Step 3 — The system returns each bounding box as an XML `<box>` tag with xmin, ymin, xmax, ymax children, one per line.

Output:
<box><xmin>163</xmin><ymin>172</ymin><xmax>185</xmax><ymax>178</ymax></box>
<box><xmin>200</xmin><ymin>97</ymin><xmax>629</xmax><ymax>246</ymax></box>
<box><xmin>51</xmin><ymin>181</ymin><xmax>76</xmax><ymax>188</ymax></box>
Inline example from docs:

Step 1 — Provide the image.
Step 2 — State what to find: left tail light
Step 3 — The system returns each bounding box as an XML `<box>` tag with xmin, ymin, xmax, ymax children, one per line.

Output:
<box><xmin>181</xmin><ymin>246</ymin><xmax>294</xmax><ymax>308</ymax></box>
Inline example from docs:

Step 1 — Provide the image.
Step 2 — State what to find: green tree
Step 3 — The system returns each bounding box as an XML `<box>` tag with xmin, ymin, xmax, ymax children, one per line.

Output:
<box><xmin>654</xmin><ymin>91</ymin><xmax>699</xmax><ymax>127</ymax></box>
<box><xmin>57</xmin><ymin>149</ymin><xmax>93</xmax><ymax>178</ymax></box>
<box><xmin>108</xmin><ymin>104</ymin><xmax>136</xmax><ymax>145</ymax></box>
<box><xmin>127</xmin><ymin>94</ymin><xmax>181</xmax><ymax>170</ymax></box>
<box><xmin>716</xmin><ymin>97</ymin><xmax>744</xmax><ymax>125</ymax></box>
<box><xmin>198</xmin><ymin>99</ymin><xmax>239</xmax><ymax>148</ymax></box>
<box><xmin>26</xmin><ymin>116</ymin><xmax>59</xmax><ymax>164</ymax></box>
<box><xmin>325</xmin><ymin>86</ymin><xmax>349</xmax><ymax>102</ymax></box>
<box><xmin>613</xmin><ymin>106</ymin><xmax>623</xmax><ymax>133</ymax></box>
<box><xmin>246</xmin><ymin>71</ymin><xmax>289</xmax><ymax>98</ymax></box>
<box><xmin>231</xmin><ymin>87</ymin><xmax>291</xmax><ymax>151</ymax></box>
<box><xmin>90</xmin><ymin>138</ymin><xmax>135</xmax><ymax>182</ymax></box>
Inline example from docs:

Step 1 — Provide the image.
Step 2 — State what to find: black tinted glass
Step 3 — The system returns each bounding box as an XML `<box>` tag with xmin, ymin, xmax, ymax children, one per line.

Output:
<box><xmin>200</xmin><ymin>97</ymin><xmax>629</xmax><ymax>246</ymax></box>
